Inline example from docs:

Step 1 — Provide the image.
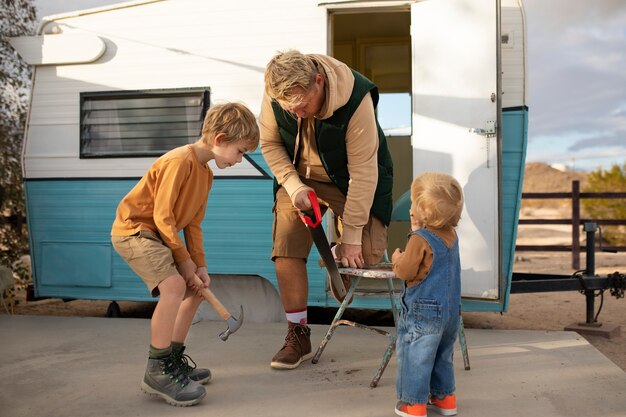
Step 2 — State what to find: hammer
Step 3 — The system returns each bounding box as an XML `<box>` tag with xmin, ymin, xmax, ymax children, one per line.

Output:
<box><xmin>192</xmin><ymin>275</ymin><xmax>244</xmax><ymax>341</ymax></box>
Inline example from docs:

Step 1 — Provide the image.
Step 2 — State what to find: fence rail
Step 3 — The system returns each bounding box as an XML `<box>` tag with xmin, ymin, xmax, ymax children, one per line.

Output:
<box><xmin>515</xmin><ymin>180</ymin><xmax>626</xmax><ymax>269</ymax></box>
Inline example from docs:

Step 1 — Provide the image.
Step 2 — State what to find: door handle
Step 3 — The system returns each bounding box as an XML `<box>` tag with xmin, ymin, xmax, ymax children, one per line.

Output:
<box><xmin>469</xmin><ymin>128</ymin><xmax>487</xmax><ymax>135</ymax></box>
<box><xmin>469</xmin><ymin>121</ymin><xmax>496</xmax><ymax>137</ymax></box>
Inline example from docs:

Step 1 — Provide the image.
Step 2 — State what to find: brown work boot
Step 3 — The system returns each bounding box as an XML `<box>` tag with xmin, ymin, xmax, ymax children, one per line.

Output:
<box><xmin>270</xmin><ymin>322</ymin><xmax>313</xmax><ymax>370</ymax></box>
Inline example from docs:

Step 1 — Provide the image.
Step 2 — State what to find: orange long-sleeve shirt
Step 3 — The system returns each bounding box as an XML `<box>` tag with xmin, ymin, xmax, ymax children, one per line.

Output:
<box><xmin>111</xmin><ymin>145</ymin><xmax>213</xmax><ymax>267</ymax></box>
<box><xmin>392</xmin><ymin>227</ymin><xmax>457</xmax><ymax>287</ymax></box>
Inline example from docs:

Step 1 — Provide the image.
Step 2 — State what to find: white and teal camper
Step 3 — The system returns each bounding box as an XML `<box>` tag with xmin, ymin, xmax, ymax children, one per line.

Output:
<box><xmin>11</xmin><ymin>0</ymin><xmax>527</xmax><ymax>316</ymax></box>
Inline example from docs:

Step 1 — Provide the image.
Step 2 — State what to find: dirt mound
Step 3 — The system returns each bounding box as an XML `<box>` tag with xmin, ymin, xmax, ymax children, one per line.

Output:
<box><xmin>522</xmin><ymin>163</ymin><xmax>588</xmax><ymax>209</ymax></box>
<box><xmin>522</xmin><ymin>162</ymin><xmax>587</xmax><ymax>193</ymax></box>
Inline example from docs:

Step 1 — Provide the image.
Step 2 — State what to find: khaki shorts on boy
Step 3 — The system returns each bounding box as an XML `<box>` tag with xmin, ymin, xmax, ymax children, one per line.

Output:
<box><xmin>111</xmin><ymin>230</ymin><xmax>180</xmax><ymax>296</ymax></box>
<box><xmin>272</xmin><ymin>178</ymin><xmax>387</xmax><ymax>264</ymax></box>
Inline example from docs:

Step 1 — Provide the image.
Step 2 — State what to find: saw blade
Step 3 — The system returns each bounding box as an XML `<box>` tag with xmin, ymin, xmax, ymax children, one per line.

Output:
<box><xmin>307</xmin><ymin>224</ymin><xmax>347</xmax><ymax>301</ymax></box>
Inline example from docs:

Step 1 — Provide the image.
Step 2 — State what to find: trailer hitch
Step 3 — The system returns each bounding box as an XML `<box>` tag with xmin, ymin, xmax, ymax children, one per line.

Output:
<box><xmin>511</xmin><ymin>222</ymin><xmax>624</xmax><ymax>337</ymax></box>
<box><xmin>608</xmin><ymin>272</ymin><xmax>625</xmax><ymax>299</ymax></box>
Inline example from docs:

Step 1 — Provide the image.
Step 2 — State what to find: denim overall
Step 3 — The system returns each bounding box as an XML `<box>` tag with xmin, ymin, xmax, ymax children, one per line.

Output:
<box><xmin>396</xmin><ymin>228</ymin><xmax>461</xmax><ymax>405</ymax></box>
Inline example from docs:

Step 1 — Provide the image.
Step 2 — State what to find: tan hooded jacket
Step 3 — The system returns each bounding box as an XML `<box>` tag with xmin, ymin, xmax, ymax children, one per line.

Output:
<box><xmin>259</xmin><ymin>54</ymin><xmax>379</xmax><ymax>245</ymax></box>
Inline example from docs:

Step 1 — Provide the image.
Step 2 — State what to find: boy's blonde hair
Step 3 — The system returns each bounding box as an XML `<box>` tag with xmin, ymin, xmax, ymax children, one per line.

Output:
<box><xmin>201</xmin><ymin>102</ymin><xmax>260</xmax><ymax>151</ymax></box>
<box><xmin>264</xmin><ymin>49</ymin><xmax>318</xmax><ymax>108</ymax></box>
<box><xmin>411</xmin><ymin>172</ymin><xmax>464</xmax><ymax>229</ymax></box>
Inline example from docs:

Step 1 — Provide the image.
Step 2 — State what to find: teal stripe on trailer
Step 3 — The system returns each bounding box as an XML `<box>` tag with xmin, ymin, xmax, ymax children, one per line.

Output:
<box><xmin>23</xmin><ymin>175</ymin><xmax>333</xmax><ymax>306</ymax></box>
<box><xmin>25</xmin><ymin>179</ymin><xmax>146</xmax><ymax>300</ymax></box>
<box><xmin>499</xmin><ymin>108</ymin><xmax>528</xmax><ymax>311</ymax></box>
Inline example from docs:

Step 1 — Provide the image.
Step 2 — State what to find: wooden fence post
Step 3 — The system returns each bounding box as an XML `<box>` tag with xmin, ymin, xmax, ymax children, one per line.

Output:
<box><xmin>572</xmin><ymin>180</ymin><xmax>580</xmax><ymax>269</ymax></box>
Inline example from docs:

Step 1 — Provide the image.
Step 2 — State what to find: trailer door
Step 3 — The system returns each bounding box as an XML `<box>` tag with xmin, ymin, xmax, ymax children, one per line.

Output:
<box><xmin>411</xmin><ymin>0</ymin><xmax>501</xmax><ymax>301</ymax></box>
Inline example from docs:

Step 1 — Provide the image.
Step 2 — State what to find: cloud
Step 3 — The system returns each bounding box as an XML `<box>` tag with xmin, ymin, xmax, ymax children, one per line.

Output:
<box><xmin>525</xmin><ymin>0</ymin><xmax>626</xmax><ymax>31</ymax></box>
<box><xmin>567</xmin><ymin>133</ymin><xmax>626</xmax><ymax>151</ymax></box>
<box><xmin>610</xmin><ymin>103</ymin><xmax>626</xmax><ymax>117</ymax></box>
<box><xmin>526</xmin><ymin>145</ymin><xmax>626</xmax><ymax>172</ymax></box>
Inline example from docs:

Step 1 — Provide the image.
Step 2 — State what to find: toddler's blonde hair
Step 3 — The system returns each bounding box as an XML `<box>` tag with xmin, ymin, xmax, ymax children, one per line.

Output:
<box><xmin>201</xmin><ymin>102</ymin><xmax>260</xmax><ymax>151</ymax></box>
<box><xmin>264</xmin><ymin>49</ymin><xmax>318</xmax><ymax>108</ymax></box>
<box><xmin>411</xmin><ymin>172</ymin><xmax>464</xmax><ymax>229</ymax></box>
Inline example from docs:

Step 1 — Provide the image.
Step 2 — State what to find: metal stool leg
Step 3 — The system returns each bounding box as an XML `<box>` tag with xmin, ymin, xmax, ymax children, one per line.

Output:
<box><xmin>367</xmin><ymin>276</ymin><xmax>399</xmax><ymax>387</ymax></box>
<box><xmin>312</xmin><ymin>277</ymin><xmax>361</xmax><ymax>364</ymax></box>
<box><xmin>386</xmin><ymin>277</ymin><xmax>399</xmax><ymax>325</ymax></box>
<box><xmin>458</xmin><ymin>315</ymin><xmax>470</xmax><ymax>370</ymax></box>
<box><xmin>313</xmin><ymin>266</ymin><xmax>401</xmax><ymax>388</ymax></box>
<box><xmin>370</xmin><ymin>334</ymin><xmax>396</xmax><ymax>388</ymax></box>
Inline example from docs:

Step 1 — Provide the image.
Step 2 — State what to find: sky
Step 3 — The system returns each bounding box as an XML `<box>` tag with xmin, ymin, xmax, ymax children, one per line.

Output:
<box><xmin>33</xmin><ymin>0</ymin><xmax>626</xmax><ymax>172</ymax></box>
<box><xmin>523</xmin><ymin>0</ymin><xmax>626</xmax><ymax>172</ymax></box>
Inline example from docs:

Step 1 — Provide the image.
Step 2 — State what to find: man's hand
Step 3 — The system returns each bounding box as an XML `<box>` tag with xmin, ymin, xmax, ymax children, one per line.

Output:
<box><xmin>335</xmin><ymin>243</ymin><xmax>364</xmax><ymax>268</ymax></box>
<box><xmin>292</xmin><ymin>186</ymin><xmax>315</xmax><ymax>211</ymax></box>
<box><xmin>391</xmin><ymin>248</ymin><xmax>403</xmax><ymax>264</ymax></box>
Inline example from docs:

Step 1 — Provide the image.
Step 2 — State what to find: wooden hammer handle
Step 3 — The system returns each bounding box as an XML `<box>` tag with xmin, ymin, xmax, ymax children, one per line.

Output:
<box><xmin>192</xmin><ymin>274</ymin><xmax>231</xmax><ymax>321</ymax></box>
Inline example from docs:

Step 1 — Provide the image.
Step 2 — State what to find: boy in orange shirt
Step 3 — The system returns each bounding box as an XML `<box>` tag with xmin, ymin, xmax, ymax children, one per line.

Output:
<box><xmin>111</xmin><ymin>102</ymin><xmax>259</xmax><ymax>407</ymax></box>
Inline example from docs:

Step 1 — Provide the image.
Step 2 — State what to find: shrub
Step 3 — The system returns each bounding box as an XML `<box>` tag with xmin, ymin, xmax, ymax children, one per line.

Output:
<box><xmin>0</xmin><ymin>0</ymin><xmax>36</xmax><ymax>287</ymax></box>
<box><xmin>582</xmin><ymin>163</ymin><xmax>626</xmax><ymax>246</ymax></box>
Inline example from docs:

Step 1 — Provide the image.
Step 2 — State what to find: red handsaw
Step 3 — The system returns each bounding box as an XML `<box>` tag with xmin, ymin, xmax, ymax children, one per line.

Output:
<box><xmin>299</xmin><ymin>190</ymin><xmax>348</xmax><ymax>302</ymax></box>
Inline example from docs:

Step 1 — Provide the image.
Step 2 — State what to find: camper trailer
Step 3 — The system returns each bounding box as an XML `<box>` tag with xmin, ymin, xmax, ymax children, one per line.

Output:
<box><xmin>11</xmin><ymin>0</ymin><xmax>527</xmax><ymax>317</ymax></box>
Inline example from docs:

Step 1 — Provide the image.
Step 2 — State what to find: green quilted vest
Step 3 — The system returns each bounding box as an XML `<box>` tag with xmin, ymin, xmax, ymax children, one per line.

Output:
<box><xmin>271</xmin><ymin>70</ymin><xmax>393</xmax><ymax>225</ymax></box>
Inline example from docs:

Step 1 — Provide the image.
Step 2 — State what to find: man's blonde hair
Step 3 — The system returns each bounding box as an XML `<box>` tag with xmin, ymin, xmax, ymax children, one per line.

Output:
<box><xmin>264</xmin><ymin>49</ymin><xmax>318</xmax><ymax>107</ymax></box>
<box><xmin>201</xmin><ymin>102</ymin><xmax>260</xmax><ymax>151</ymax></box>
<box><xmin>411</xmin><ymin>172</ymin><xmax>464</xmax><ymax>229</ymax></box>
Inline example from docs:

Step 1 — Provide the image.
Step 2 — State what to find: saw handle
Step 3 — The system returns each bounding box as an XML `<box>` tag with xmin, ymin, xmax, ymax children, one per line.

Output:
<box><xmin>299</xmin><ymin>190</ymin><xmax>323</xmax><ymax>228</ymax></box>
<box><xmin>192</xmin><ymin>274</ymin><xmax>231</xmax><ymax>321</ymax></box>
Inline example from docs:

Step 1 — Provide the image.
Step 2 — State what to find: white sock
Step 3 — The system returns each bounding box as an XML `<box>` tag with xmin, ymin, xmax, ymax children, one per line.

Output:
<box><xmin>286</xmin><ymin>308</ymin><xmax>307</xmax><ymax>325</ymax></box>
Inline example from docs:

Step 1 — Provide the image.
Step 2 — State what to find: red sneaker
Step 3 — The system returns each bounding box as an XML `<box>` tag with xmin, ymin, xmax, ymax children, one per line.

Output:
<box><xmin>395</xmin><ymin>401</ymin><xmax>426</xmax><ymax>417</ymax></box>
<box><xmin>428</xmin><ymin>394</ymin><xmax>457</xmax><ymax>416</ymax></box>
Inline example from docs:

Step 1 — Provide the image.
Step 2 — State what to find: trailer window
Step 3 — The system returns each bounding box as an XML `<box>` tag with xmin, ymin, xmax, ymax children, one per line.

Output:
<box><xmin>80</xmin><ymin>88</ymin><xmax>210</xmax><ymax>158</ymax></box>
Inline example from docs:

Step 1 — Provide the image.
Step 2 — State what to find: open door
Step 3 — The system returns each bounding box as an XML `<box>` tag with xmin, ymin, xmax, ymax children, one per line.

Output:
<box><xmin>411</xmin><ymin>0</ymin><xmax>501</xmax><ymax>303</ymax></box>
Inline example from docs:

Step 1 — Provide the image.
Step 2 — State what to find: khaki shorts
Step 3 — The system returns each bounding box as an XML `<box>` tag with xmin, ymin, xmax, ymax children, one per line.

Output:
<box><xmin>111</xmin><ymin>230</ymin><xmax>180</xmax><ymax>297</ymax></box>
<box><xmin>272</xmin><ymin>178</ymin><xmax>388</xmax><ymax>264</ymax></box>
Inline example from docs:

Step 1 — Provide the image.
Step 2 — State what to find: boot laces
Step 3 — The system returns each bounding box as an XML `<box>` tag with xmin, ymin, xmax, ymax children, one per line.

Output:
<box><xmin>173</xmin><ymin>349</ymin><xmax>197</xmax><ymax>374</ymax></box>
<box><xmin>282</xmin><ymin>324</ymin><xmax>309</xmax><ymax>351</ymax></box>
<box><xmin>161</xmin><ymin>355</ymin><xmax>191</xmax><ymax>388</ymax></box>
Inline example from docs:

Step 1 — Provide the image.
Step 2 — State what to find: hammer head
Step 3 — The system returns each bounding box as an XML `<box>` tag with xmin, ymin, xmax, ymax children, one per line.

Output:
<box><xmin>218</xmin><ymin>305</ymin><xmax>244</xmax><ymax>341</ymax></box>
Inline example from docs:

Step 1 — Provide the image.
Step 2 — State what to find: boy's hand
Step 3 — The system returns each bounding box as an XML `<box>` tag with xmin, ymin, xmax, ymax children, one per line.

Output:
<box><xmin>196</xmin><ymin>267</ymin><xmax>211</xmax><ymax>287</ymax></box>
<box><xmin>177</xmin><ymin>258</ymin><xmax>198</xmax><ymax>287</ymax></box>
<box><xmin>391</xmin><ymin>248</ymin><xmax>403</xmax><ymax>263</ymax></box>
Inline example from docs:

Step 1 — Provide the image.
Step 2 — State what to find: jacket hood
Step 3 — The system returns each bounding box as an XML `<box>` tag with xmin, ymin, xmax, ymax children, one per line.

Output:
<box><xmin>310</xmin><ymin>54</ymin><xmax>355</xmax><ymax>120</ymax></box>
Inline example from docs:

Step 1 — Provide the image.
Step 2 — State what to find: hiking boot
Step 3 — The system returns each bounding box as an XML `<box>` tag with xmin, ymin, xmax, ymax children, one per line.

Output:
<box><xmin>395</xmin><ymin>401</ymin><xmax>426</xmax><ymax>417</ymax></box>
<box><xmin>270</xmin><ymin>322</ymin><xmax>313</xmax><ymax>369</ymax></box>
<box><xmin>172</xmin><ymin>346</ymin><xmax>212</xmax><ymax>385</ymax></box>
<box><xmin>428</xmin><ymin>394</ymin><xmax>457</xmax><ymax>416</ymax></box>
<box><xmin>141</xmin><ymin>355</ymin><xmax>206</xmax><ymax>407</ymax></box>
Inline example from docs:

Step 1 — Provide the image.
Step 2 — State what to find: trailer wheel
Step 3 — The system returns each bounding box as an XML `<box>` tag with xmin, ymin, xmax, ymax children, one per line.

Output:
<box><xmin>106</xmin><ymin>301</ymin><xmax>121</xmax><ymax>318</ymax></box>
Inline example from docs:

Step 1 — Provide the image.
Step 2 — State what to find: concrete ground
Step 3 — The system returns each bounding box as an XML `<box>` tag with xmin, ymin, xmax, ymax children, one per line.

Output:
<box><xmin>1</xmin><ymin>315</ymin><xmax>625</xmax><ymax>417</ymax></box>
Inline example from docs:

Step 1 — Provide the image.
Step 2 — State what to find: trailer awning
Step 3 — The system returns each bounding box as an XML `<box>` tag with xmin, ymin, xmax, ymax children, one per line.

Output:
<box><xmin>9</xmin><ymin>33</ymin><xmax>106</xmax><ymax>66</ymax></box>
